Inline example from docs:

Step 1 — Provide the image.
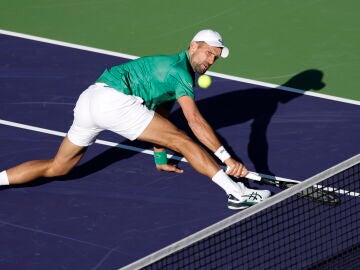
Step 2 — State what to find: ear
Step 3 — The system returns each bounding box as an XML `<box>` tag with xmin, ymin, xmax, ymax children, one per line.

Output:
<box><xmin>189</xmin><ymin>41</ymin><xmax>198</xmax><ymax>53</ymax></box>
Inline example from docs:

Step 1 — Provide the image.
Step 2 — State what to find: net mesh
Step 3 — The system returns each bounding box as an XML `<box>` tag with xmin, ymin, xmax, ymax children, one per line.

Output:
<box><xmin>122</xmin><ymin>156</ymin><xmax>360</xmax><ymax>270</ymax></box>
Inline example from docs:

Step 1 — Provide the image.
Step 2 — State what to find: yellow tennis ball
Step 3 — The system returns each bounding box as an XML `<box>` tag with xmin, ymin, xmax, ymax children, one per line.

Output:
<box><xmin>198</xmin><ymin>75</ymin><xmax>212</xmax><ymax>88</ymax></box>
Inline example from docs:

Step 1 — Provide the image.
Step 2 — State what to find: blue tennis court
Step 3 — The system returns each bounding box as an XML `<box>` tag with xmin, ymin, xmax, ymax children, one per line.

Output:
<box><xmin>0</xmin><ymin>32</ymin><xmax>359</xmax><ymax>269</ymax></box>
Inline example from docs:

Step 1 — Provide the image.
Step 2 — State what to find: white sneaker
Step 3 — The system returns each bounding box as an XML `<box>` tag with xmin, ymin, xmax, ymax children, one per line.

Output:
<box><xmin>227</xmin><ymin>187</ymin><xmax>271</xmax><ymax>210</ymax></box>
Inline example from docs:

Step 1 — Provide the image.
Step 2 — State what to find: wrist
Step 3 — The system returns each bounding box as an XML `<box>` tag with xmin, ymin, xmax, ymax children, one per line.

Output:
<box><xmin>154</xmin><ymin>151</ymin><xmax>168</xmax><ymax>165</ymax></box>
<box><xmin>214</xmin><ymin>146</ymin><xmax>231</xmax><ymax>163</ymax></box>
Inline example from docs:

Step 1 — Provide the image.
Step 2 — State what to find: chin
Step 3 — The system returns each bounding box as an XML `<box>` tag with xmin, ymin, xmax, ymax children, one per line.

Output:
<box><xmin>197</xmin><ymin>68</ymin><xmax>207</xmax><ymax>75</ymax></box>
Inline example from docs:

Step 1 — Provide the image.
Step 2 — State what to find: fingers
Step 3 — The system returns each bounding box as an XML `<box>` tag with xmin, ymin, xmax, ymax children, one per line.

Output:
<box><xmin>171</xmin><ymin>165</ymin><xmax>184</xmax><ymax>173</ymax></box>
<box><xmin>226</xmin><ymin>163</ymin><xmax>248</xmax><ymax>178</ymax></box>
<box><xmin>240</xmin><ymin>166</ymin><xmax>248</xmax><ymax>177</ymax></box>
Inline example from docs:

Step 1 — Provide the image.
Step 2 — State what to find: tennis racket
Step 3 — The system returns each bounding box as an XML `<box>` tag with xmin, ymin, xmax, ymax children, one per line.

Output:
<box><xmin>245</xmin><ymin>172</ymin><xmax>341</xmax><ymax>206</ymax></box>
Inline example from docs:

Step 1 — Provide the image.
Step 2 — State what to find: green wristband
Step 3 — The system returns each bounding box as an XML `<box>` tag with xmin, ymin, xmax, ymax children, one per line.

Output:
<box><xmin>154</xmin><ymin>151</ymin><xmax>168</xmax><ymax>165</ymax></box>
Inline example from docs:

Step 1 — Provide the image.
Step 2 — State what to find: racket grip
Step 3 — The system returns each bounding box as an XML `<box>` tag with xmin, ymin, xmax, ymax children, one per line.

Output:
<box><xmin>246</xmin><ymin>172</ymin><xmax>262</xmax><ymax>181</ymax></box>
<box><xmin>225</xmin><ymin>167</ymin><xmax>262</xmax><ymax>181</ymax></box>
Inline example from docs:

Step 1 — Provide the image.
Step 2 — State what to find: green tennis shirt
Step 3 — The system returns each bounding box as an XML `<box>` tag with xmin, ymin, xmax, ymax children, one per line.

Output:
<box><xmin>96</xmin><ymin>50</ymin><xmax>195</xmax><ymax>110</ymax></box>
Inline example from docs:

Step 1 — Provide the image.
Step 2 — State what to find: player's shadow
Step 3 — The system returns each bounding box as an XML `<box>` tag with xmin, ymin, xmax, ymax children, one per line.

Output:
<box><xmin>169</xmin><ymin>69</ymin><xmax>326</xmax><ymax>176</ymax></box>
<box><xmin>9</xmin><ymin>69</ymin><xmax>325</xmax><ymax>188</ymax></box>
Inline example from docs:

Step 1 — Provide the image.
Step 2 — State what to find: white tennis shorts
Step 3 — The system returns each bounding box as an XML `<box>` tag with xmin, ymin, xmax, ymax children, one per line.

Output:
<box><xmin>67</xmin><ymin>83</ymin><xmax>154</xmax><ymax>146</ymax></box>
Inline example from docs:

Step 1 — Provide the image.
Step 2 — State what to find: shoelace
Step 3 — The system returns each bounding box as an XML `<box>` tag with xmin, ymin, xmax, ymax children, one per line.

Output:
<box><xmin>243</xmin><ymin>192</ymin><xmax>263</xmax><ymax>200</ymax></box>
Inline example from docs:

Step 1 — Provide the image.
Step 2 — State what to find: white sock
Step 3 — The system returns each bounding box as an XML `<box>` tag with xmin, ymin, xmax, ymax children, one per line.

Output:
<box><xmin>212</xmin><ymin>170</ymin><xmax>246</xmax><ymax>196</ymax></box>
<box><xmin>0</xmin><ymin>171</ymin><xmax>10</xmax><ymax>186</ymax></box>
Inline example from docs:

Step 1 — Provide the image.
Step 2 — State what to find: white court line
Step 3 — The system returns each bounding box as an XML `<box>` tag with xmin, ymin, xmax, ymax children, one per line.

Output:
<box><xmin>1</xmin><ymin>28</ymin><xmax>359</xmax><ymax>106</ymax></box>
<box><xmin>1</xmin><ymin>119</ymin><xmax>358</xmax><ymax>197</ymax></box>
<box><xmin>0</xmin><ymin>29</ymin><xmax>138</xmax><ymax>60</ymax></box>
<box><xmin>0</xmin><ymin>119</ymin><xmax>186</xmax><ymax>161</ymax></box>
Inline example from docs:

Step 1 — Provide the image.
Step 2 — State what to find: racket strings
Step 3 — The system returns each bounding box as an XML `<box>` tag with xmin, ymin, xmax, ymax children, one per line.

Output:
<box><xmin>296</xmin><ymin>185</ymin><xmax>340</xmax><ymax>206</ymax></box>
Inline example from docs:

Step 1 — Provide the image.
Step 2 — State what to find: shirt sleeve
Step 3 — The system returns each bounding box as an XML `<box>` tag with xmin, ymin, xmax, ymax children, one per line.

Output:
<box><xmin>169</xmin><ymin>73</ymin><xmax>195</xmax><ymax>100</ymax></box>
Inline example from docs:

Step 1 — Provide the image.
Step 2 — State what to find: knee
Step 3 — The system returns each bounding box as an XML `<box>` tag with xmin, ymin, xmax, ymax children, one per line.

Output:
<box><xmin>45</xmin><ymin>160</ymin><xmax>73</xmax><ymax>178</ymax></box>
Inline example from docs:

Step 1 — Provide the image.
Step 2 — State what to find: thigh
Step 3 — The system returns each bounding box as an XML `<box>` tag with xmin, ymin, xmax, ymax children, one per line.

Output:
<box><xmin>137</xmin><ymin>113</ymin><xmax>187</xmax><ymax>147</ymax></box>
<box><xmin>138</xmin><ymin>113</ymin><xmax>220</xmax><ymax>178</ymax></box>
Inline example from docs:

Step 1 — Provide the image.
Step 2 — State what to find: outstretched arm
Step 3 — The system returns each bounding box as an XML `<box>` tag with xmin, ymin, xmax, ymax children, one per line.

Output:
<box><xmin>177</xmin><ymin>95</ymin><xmax>247</xmax><ymax>178</ymax></box>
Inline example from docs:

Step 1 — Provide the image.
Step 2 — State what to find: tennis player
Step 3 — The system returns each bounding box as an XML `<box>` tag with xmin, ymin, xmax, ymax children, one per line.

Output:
<box><xmin>0</xmin><ymin>29</ymin><xmax>270</xmax><ymax>209</ymax></box>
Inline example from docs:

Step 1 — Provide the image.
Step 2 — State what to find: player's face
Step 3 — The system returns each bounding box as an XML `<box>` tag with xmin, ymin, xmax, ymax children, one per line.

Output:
<box><xmin>189</xmin><ymin>42</ymin><xmax>222</xmax><ymax>74</ymax></box>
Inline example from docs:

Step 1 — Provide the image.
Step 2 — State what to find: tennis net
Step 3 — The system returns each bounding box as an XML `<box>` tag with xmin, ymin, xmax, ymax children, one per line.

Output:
<box><xmin>121</xmin><ymin>154</ymin><xmax>360</xmax><ymax>270</ymax></box>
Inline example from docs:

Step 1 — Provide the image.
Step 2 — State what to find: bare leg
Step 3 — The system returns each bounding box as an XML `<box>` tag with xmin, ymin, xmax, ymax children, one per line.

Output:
<box><xmin>138</xmin><ymin>113</ymin><xmax>220</xmax><ymax>178</ymax></box>
<box><xmin>6</xmin><ymin>137</ymin><xmax>87</xmax><ymax>185</ymax></box>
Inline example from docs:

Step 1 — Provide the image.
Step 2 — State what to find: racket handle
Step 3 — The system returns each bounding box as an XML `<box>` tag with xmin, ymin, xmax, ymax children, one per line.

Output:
<box><xmin>246</xmin><ymin>172</ymin><xmax>262</xmax><ymax>181</ymax></box>
<box><xmin>225</xmin><ymin>167</ymin><xmax>262</xmax><ymax>181</ymax></box>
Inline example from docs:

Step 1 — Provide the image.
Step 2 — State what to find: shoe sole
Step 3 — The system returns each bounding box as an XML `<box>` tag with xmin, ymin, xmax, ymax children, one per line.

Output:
<box><xmin>227</xmin><ymin>200</ymin><xmax>262</xmax><ymax>210</ymax></box>
<box><xmin>227</xmin><ymin>202</ymin><xmax>250</xmax><ymax>210</ymax></box>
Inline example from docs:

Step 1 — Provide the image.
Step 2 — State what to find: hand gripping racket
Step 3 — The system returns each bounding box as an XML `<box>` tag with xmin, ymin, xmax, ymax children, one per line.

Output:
<box><xmin>244</xmin><ymin>172</ymin><xmax>341</xmax><ymax>206</ymax></box>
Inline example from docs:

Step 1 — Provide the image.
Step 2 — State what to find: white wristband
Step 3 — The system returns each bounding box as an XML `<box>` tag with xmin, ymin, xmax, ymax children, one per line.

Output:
<box><xmin>214</xmin><ymin>146</ymin><xmax>231</xmax><ymax>163</ymax></box>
